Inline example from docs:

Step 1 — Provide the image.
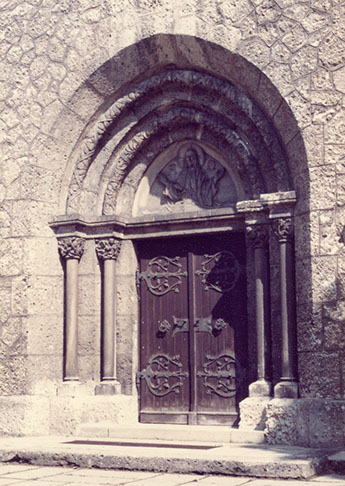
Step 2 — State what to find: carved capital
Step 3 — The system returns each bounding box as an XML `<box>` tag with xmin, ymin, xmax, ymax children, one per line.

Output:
<box><xmin>246</xmin><ymin>225</ymin><xmax>268</xmax><ymax>249</ymax></box>
<box><xmin>95</xmin><ymin>238</ymin><xmax>122</xmax><ymax>260</ymax></box>
<box><xmin>274</xmin><ymin>218</ymin><xmax>294</xmax><ymax>243</ymax></box>
<box><xmin>58</xmin><ymin>237</ymin><xmax>85</xmax><ymax>260</ymax></box>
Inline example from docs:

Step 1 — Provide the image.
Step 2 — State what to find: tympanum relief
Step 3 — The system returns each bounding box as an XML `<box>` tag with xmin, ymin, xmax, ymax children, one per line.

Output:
<box><xmin>134</xmin><ymin>141</ymin><xmax>240</xmax><ymax>216</ymax></box>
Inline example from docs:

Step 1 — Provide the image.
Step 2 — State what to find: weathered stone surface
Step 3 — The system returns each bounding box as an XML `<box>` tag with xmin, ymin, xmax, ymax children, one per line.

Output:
<box><xmin>299</xmin><ymin>351</ymin><xmax>341</xmax><ymax>399</ymax></box>
<box><xmin>0</xmin><ymin>0</ymin><xmax>345</xmax><ymax>443</ymax></box>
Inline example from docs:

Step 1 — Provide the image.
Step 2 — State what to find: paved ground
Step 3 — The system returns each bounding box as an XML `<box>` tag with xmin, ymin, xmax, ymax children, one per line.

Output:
<box><xmin>0</xmin><ymin>464</ymin><xmax>343</xmax><ymax>486</ymax></box>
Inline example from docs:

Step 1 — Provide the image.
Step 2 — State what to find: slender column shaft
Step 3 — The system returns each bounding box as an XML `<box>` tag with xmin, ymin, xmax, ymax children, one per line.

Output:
<box><xmin>255</xmin><ymin>245</ymin><xmax>269</xmax><ymax>380</ymax></box>
<box><xmin>58</xmin><ymin>236</ymin><xmax>85</xmax><ymax>382</ymax></box>
<box><xmin>65</xmin><ymin>258</ymin><xmax>79</xmax><ymax>380</ymax></box>
<box><xmin>247</xmin><ymin>224</ymin><xmax>271</xmax><ymax>397</ymax></box>
<box><xmin>274</xmin><ymin>217</ymin><xmax>298</xmax><ymax>398</ymax></box>
<box><xmin>95</xmin><ymin>237</ymin><xmax>122</xmax><ymax>390</ymax></box>
<box><xmin>280</xmin><ymin>237</ymin><xmax>297</xmax><ymax>380</ymax></box>
<box><xmin>102</xmin><ymin>258</ymin><xmax>115</xmax><ymax>380</ymax></box>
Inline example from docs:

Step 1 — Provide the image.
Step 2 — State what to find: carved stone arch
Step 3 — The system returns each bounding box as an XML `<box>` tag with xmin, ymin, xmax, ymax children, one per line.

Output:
<box><xmin>65</xmin><ymin>68</ymin><xmax>294</xmax><ymax>216</ymax></box>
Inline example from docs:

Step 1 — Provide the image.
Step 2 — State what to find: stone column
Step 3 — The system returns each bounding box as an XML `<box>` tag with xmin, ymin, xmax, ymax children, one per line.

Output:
<box><xmin>95</xmin><ymin>237</ymin><xmax>122</xmax><ymax>395</ymax></box>
<box><xmin>274</xmin><ymin>217</ymin><xmax>298</xmax><ymax>398</ymax></box>
<box><xmin>246</xmin><ymin>224</ymin><xmax>272</xmax><ymax>397</ymax></box>
<box><xmin>58</xmin><ymin>236</ymin><xmax>85</xmax><ymax>381</ymax></box>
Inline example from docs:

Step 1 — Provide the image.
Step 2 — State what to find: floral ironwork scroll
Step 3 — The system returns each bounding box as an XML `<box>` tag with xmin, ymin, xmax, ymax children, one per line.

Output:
<box><xmin>197</xmin><ymin>353</ymin><xmax>243</xmax><ymax>398</ymax></box>
<box><xmin>137</xmin><ymin>354</ymin><xmax>189</xmax><ymax>397</ymax></box>
<box><xmin>195</xmin><ymin>251</ymin><xmax>241</xmax><ymax>292</ymax></box>
<box><xmin>138</xmin><ymin>256</ymin><xmax>187</xmax><ymax>296</ymax></box>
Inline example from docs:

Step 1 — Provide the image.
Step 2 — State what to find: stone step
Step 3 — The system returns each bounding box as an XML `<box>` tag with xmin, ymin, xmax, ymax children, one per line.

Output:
<box><xmin>0</xmin><ymin>435</ymin><xmax>331</xmax><ymax>480</ymax></box>
<box><xmin>327</xmin><ymin>450</ymin><xmax>345</xmax><ymax>474</ymax></box>
<box><xmin>77</xmin><ymin>422</ymin><xmax>266</xmax><ymax>444</ymax></box>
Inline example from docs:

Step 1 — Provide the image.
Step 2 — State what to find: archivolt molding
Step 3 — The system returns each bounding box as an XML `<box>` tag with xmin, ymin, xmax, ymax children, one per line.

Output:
<box><xmin>102</xmin><ymin>106</ymin><xmax>265</xmax><ymax>216</ymax></box>
<box><xmin>66</xmin><ymin>69</ymin><xmax>291</xmax><ymax>216</ymax></box>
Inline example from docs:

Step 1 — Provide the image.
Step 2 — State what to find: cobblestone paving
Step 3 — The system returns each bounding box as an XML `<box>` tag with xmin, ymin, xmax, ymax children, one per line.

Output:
<box><xmin>0</xmin><ymin>465</ymin><xmax>344</xmax><ymax>486</ymax></box>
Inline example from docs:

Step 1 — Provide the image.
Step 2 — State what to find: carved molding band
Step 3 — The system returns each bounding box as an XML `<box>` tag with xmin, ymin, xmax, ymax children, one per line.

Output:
<box><xmin>95</xmin><ymin>237</ymin><xmax>122</xmax><ymax>260</ymax></box>
<box><xmin>137</xmin><ymin>353</ymin><xmax>189</xmax><ymax>397</ymax></box>
<box><xmin>275</xmin><ymin>218</ymin><xmax>294</xmax><ymax>242</ymax></box>
<box><xmin>197</xmin><ymin>353</ymin><xmax>243</xmax><ymax>398</ymax></box>
<box><xmin>246</xmin><ymin>225</ymin><xmax>269</xmax><ymax>249</ymax></box>
<box><xmin>66</xmin><ymin>69</ymin><xmax>289</xmax><ymax>214</ymax></box>
<box><xmin>58</xmin><ymin>237</ymin><xmax>85</xmax><ymax>260</ymax></box>
<box><xmin>138</xmin><ymin>256</ymin><xmax>187</xmax><ymax>296</ymax></box>
<box><xmin>195</xmin><ymin>251</ymin><xmax>241</xmax><ymax>293</ymax></box>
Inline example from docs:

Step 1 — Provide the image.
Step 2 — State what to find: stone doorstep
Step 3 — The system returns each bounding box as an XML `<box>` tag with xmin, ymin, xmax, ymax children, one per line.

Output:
<box><xmin>0</xmin><ymin>435</ymin><xmax>332</xmax><ymax>480</ymax></box>
<box><xmin>77</xmin><ymin>423</ymin><xmax>266</xmax><ymax>445</ymax></box>
<box><xmin>327</xmin><ymin>451</ymin><xmax>345</xmax><ymax>474</ymax></box>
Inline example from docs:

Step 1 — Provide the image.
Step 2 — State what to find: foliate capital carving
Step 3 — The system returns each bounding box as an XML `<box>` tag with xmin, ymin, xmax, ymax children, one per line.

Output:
<box><xmin>58</xmin><ymin>237</ymin><xmax>85</xmax><ymax>260</ymax></box>
<box><xmin>274</xmin><ymin>218</ymin><xmax>294</xmax><ymax>242</ymax></box>
<box><xmin>95</xmin><ymin>238</ymin><xmax>122</xmax><ymax>260</ymax></box>
<box><xmin>246</xmin><ymin>225</ymin><xmax>269</xmax><ymax>249</ymax></box>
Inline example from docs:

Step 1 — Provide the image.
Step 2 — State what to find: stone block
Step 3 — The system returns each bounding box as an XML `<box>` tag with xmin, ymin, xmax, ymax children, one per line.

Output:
<box><xmin>0</xmin><ymin>396</ymin><xmax>50</xmax><ymax>436</ymax></box>
<box><xmin>312</xmin><ymin>255</ymin><xmax>337</xmax><ymax>303</ymax></box>
<box><xmin>23</xmin><ymin>237</ymin><xmax>62</xmax><ymax>276</ymax></box>
<box><xmin>26</xmin><ymin>276</ymin><xmax>63</xmax><ymax>315</ymax></box>
<box><xmin>265</xmin><ymin>398</ymin><xmax>303</xmax><ymax>445</ymax></box>
<box><xmin>116</xmin><ymin>277</ymin><xmax>138</xmax><ymax>316</ymax></box>
<box><xmin>305</xmin><ymin>399</ymin><xmax>345</xmax><ymax>447</ymax></box>
<box><xmin>79</xmin><ymin>315</ymin><xmax>100</xmax><ymax>356</ymax></box>
<box><xmin>239</xmin><ymin>397</ymin><xmax>271</xmax><ymax>430</ymax></box>
<box><xmin>50</xmin><ymin>395</ymin><xmax>138</xmax><ymax>435</ymax></box>
<box><xmin>26</xmin><ymin>315</ymin><xmax>63</xmax><ymax>356</ymax></box>
<box><xmin>0</xmin><ymin>356</ymin><xmax>28</xmax><ymax>396</ymax></box>
<box><xmin>116</xmin><ymin>240</ymin><xmax>138</xmax><ymax>277</ymax></box>
<box><xmin>319</xmin><ymin>210</ymin><xmax>343</xmax><ymax>256</ymax></box>
<box><xmin>294</xmin><ymin>211</ymin><xmax>319</xmax><ymax>259</ymax></box>
<box><xmin>78</xmin><ymin>274</ymin><xmax>100</xmax><ymax>316</ymax></box>
<box><xmin>21</xmin><ymin>165</ymin><xmax>62</xmax><ymax>204</ymax></box>
<box><xmin>0</xmin><ymin>284</ymin><xmax>11</xmax><ymax>325</ymax></box>
<box><xmin>11</xmin><ymin>200</ymin><xmax>59</xmax><ymax>237</ymax></box>
<box><xmin>1</xmin><ymin>317</ymin><xmax>26</xmax><ymax>354</ymax></box>
<box><xmin>79</xmin><ymin>354</ymin><xmax>99</xmax><ymax>383</ymax></box>
<box><xmin>299</xmin><ymin>351</ymin><xmax>341</xmax><ymax>399</ymax></box>
<box><xmin>310</xmin><ymin>165</ymin><xmax>336</xmax><ymax>211</ymax></box>
<box><xmin>0</xmin><ymin>238</ymin><xmax>23</xmax><ymax>276</ymax></box>
<box><xmin>26</xmin><ymin>355</ymin><xmax>62</xmax><ymax>395</ymax></box>
<box><xmin>297</xmin><ymin>303</ymin><xmax>322</xmax><ymax>352</ymax></box>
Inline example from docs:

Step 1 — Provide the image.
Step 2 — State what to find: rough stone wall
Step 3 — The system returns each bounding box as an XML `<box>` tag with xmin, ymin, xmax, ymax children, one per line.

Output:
<box><xmin>1</xmin><ymin>0</ymin><xmax>345</xmax><ymax>439</ymax></box>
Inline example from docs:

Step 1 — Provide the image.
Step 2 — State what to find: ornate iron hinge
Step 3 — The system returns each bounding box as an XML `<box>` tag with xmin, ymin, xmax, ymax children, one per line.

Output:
<box><xmin>197</xmin><ymin>353</ymin><xmax>244</xmax><ymax>398</ymax></box>
<box><xmin>138</xmin><ymin>256</ymin><xmax>187</xmax><ymax>296</ymax></box>
<box><xmin>137</xmin><ymin>353</ymin><xmax>189</xmax><ymax>397</ymax></box>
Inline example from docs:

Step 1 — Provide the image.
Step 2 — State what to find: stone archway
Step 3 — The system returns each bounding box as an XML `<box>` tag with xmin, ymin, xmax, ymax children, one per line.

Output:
<box><xmin>50</xmin><ymin>35</ymin><xmax>310</xmax><ymax>435</ymax></box>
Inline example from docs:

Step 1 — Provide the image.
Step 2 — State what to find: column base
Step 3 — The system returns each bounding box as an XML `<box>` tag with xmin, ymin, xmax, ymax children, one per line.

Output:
<box><xmin>95</xmin><ymin>381</ymin><xmax>122</xmax><ymax>395</ymax></box>
<box><xmin>249</xmin><ymin>379</ymin><xmax>272</xmax><ymax>397</ymax></box>
<box><xmin>274</xmin><ymin>380</ymin><xmax>298</xmax><ymax>398</ymax></box>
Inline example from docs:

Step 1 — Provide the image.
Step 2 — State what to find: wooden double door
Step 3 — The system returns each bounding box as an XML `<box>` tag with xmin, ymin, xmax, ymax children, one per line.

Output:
<box><xmin>137</xmin><ymin>233</ymin><xmax>248</xmax><ymax>425</ymax></box>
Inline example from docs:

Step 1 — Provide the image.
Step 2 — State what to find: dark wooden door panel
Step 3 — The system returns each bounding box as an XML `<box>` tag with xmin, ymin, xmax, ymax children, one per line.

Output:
<box><xmin>137</xmin><ymin>233</ymin><xmax>247</xmax><ymax>425</ymax></box>
<box><xmin>138</xmin><ymin>238</ymin><xmax>190</xmax><ymax>420</ymax></box>
<box><xmin>192</xmin><ymin>234</ymin><xmax>247</xmax><ymax>424</ymax></box>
